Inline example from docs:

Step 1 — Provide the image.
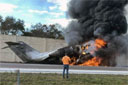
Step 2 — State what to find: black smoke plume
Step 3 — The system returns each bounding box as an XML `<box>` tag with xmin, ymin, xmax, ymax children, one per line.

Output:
<box><xmin>64</xmin><ymin>0</ymin><xmax>128</xmax><ymax>66</ymax></box>
<box><xmin>64</xmin><ymin>0</ymin><xmax>128</xmax><ymax>45</ymax></box>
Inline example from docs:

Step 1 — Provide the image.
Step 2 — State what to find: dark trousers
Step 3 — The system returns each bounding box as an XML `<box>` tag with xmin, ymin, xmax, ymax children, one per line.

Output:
<box><xmin>63</xmin><ymin>65</ymin><xmax>69</xmax><ymax>78</ymax></box>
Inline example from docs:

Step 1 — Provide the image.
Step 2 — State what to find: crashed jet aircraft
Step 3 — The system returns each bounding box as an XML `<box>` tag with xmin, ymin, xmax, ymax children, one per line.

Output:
<box><xmin>3</xmin><ymin>39</ymin><xmax>110</xmax><ymax>66</ymax></box>
<box><xmin>3</xmin><ymin>41</ymin><xmax>77</xmax><ymax>64</ymax></box>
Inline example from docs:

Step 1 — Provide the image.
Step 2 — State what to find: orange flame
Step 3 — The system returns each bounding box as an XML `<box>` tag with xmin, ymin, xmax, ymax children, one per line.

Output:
<box><xmin>70</xmin><ymin>39</ymin><xmax>107</xmax><ymax>66</ymax></box>
<box><xmin>79</xmin><ymin>56</ymin><xmax>102</xmax><ymax>66</ymax></box>
<box><xmin>80</xmin><ymin>39</ymin><xmax>106</xmax><ymax>66</ymax></box>
<box><xmin>95</xmin><ymin>39</ymin><xmax>106</xmax><ymax>49</ymax></box>
<box><xmin>70</xmin><ymin>57</ymin><xmax>77</xmax><ymax>65</ymax></box>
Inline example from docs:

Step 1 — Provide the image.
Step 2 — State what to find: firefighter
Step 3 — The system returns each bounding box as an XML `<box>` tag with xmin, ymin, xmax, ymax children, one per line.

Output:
<box><xmin>62</xmin><ymin>54</ymin><xmax>71</xmax><ymax>79</ymax></box>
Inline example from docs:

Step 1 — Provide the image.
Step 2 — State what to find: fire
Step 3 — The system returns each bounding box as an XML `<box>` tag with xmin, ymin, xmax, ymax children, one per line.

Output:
<box><xmin>95</xmin><ymin>39</ymin><xmax>106</xmax><ymax>49</ymax></box>
<box><xmin>70</xmin><ymin>57</ymin><xmax>77</xmax><ymax>65</ymax></box>
<box><xmin>70</xmin><ymin>38</ymin><xmax>107</xmax><ymax>66</ymax></box>
<box><xmin>79</xmin><ymin>56</ymin><xmax>103</xmax><ymax>66</ymax></box>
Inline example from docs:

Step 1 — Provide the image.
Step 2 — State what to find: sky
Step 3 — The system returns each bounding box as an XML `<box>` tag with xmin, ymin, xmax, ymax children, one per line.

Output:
<box><xmin>0</xmin><ymin>0</ymin><xmax>70</xmax><ymax>28</ymax></box>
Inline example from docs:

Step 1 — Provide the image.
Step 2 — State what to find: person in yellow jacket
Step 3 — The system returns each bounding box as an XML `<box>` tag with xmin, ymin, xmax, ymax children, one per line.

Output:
<box><xmin>62</xmin><ymin>54</ymin><xmax>71</xmax><ymax>79</ymax></box>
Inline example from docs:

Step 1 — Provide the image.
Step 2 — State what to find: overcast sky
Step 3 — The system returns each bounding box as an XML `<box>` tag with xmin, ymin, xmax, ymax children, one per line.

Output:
<box><xmin>0</xmin><ymin>0</ymin><xmax>70</xmax><ymax>28</ymax></box>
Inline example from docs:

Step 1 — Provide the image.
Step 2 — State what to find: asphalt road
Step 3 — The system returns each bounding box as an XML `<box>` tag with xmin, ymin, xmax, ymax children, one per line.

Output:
<box><xmin>0</xmin><ymin>63</ymin><xmax>128</xmax><ymax>75</ymax></box>
<box><xmin>0</xmin><ymin>63</ymin><xmax>128</xmax><ymax>71</ymax></box>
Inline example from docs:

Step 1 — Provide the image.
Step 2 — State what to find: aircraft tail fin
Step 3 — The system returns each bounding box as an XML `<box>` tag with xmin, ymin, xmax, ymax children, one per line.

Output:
<box><xmin>4</xmin><ymin>41</ymin><xmax>41</xmax><ymax>62</ymax></box>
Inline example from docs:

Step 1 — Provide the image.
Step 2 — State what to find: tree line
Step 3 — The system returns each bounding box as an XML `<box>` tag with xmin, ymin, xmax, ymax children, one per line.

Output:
<box><xmin>0</xmin><ymin>15</ymin><xmax>64</xmax><ymax>39</ymax></box>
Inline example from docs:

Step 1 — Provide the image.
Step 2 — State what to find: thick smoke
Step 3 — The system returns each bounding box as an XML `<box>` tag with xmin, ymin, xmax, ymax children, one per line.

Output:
<box><xmin>96</xmin><ymin>35</ymin><xmax>128</xmax><ymax>66</ymax></box>
<box><xmin>64</xmin><ymin>0</ymin><xmax>128</xmax><ymax>66</ymax></box>
<box><xmin>64</xmin><ymin>0</ymin><xmax>128</xmax><ymax>45</ymax></box>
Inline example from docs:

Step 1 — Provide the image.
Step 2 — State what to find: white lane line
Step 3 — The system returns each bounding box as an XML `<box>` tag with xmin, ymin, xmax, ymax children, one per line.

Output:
<box><xmin>0</xmin><ymin>68</ymin><xmax>128</xmax><ymax>75</ymax></box>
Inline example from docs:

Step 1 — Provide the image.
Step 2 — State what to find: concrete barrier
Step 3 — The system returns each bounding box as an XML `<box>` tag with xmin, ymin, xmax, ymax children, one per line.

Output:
<box><xmin>0</xmin><ymin>35</ymin><xmax>67</xmax><ymax>62</ymax></box>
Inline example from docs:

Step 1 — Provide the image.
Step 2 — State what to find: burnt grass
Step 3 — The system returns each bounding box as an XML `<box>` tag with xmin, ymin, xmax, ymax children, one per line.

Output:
<box><xmin>0</xmin><ymin>73</ymin><xmax>128</xmax><ymax>85</ymax></box>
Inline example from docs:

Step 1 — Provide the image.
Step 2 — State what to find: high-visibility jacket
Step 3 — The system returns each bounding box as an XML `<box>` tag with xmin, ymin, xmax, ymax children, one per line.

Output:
<box><xmin>62</xmin><ymin>56</ymin><xmax>71</xmax><ymax>65</ymax></box>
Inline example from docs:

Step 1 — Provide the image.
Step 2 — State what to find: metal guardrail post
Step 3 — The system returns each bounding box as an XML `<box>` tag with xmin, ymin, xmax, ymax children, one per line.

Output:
<box><xmin>16</xmin><ymin>70</ymin><xmax>20</xmax><ymax>85</ymax></box>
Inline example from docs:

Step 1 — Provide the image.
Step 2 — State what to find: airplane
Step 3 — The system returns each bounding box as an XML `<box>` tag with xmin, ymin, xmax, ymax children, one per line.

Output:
<box><xmin>2</xmin><ymin>40</ymin><xmax>103</xmax><ymax>64</ymax></box>
<box><xmin>2</xmin><ymin>41</ymin><xmax>78</xmax><ymax>64</ymax></box>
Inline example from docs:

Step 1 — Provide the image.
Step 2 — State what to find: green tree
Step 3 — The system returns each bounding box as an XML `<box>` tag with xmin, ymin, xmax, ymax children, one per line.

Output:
<box><xmin>48</xmin><ymin>24</ymin><xmax>64</xmax><ymax>39</ymax></box>
<box><xmin>11</xmin><ymin>19</ymin><xmax>25</xmax><ymax>35</ymax></box>
<box><xmin>0</xmin><ymin>15</ymin><xmax>3</xmax><ymax>22</ymax></box>
<box><xmin>22</xmin><ymin>23</ymin><xmax>64</xmax><ymax>39</ymax></box>
<box><xmin>0</xmin><ymin>15</ymin><xmax>3</xmax><ymax>34</ymax></box>
<box><xmin>1</xmin><ymin>16</ymin><xmax>25</xmax><ymax>35</ymax></box>
<box><xmin>30</xmin><ymin>23</ymin><xmax>48</xmax><ymax>37</ymax></box>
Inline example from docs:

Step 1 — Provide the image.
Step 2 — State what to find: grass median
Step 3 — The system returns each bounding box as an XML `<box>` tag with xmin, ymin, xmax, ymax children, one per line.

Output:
<box><xmin>0</xmin><ymin>73</ymin><xmax>128</xmax><ymax>85</ymax></box>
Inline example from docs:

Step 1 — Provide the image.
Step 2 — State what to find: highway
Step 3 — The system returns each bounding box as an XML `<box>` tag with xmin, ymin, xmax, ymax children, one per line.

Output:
<box><xmin>0</xmin><ymin>63</ymin><xmax>128</xmax><ymax>75</ymax></box>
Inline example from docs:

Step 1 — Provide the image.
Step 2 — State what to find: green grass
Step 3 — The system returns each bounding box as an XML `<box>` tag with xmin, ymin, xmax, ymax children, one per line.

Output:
<box><xmin>0</xmin><ymin>73</ymin><xmax>128</xmax><ymax>85</ymax></box>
